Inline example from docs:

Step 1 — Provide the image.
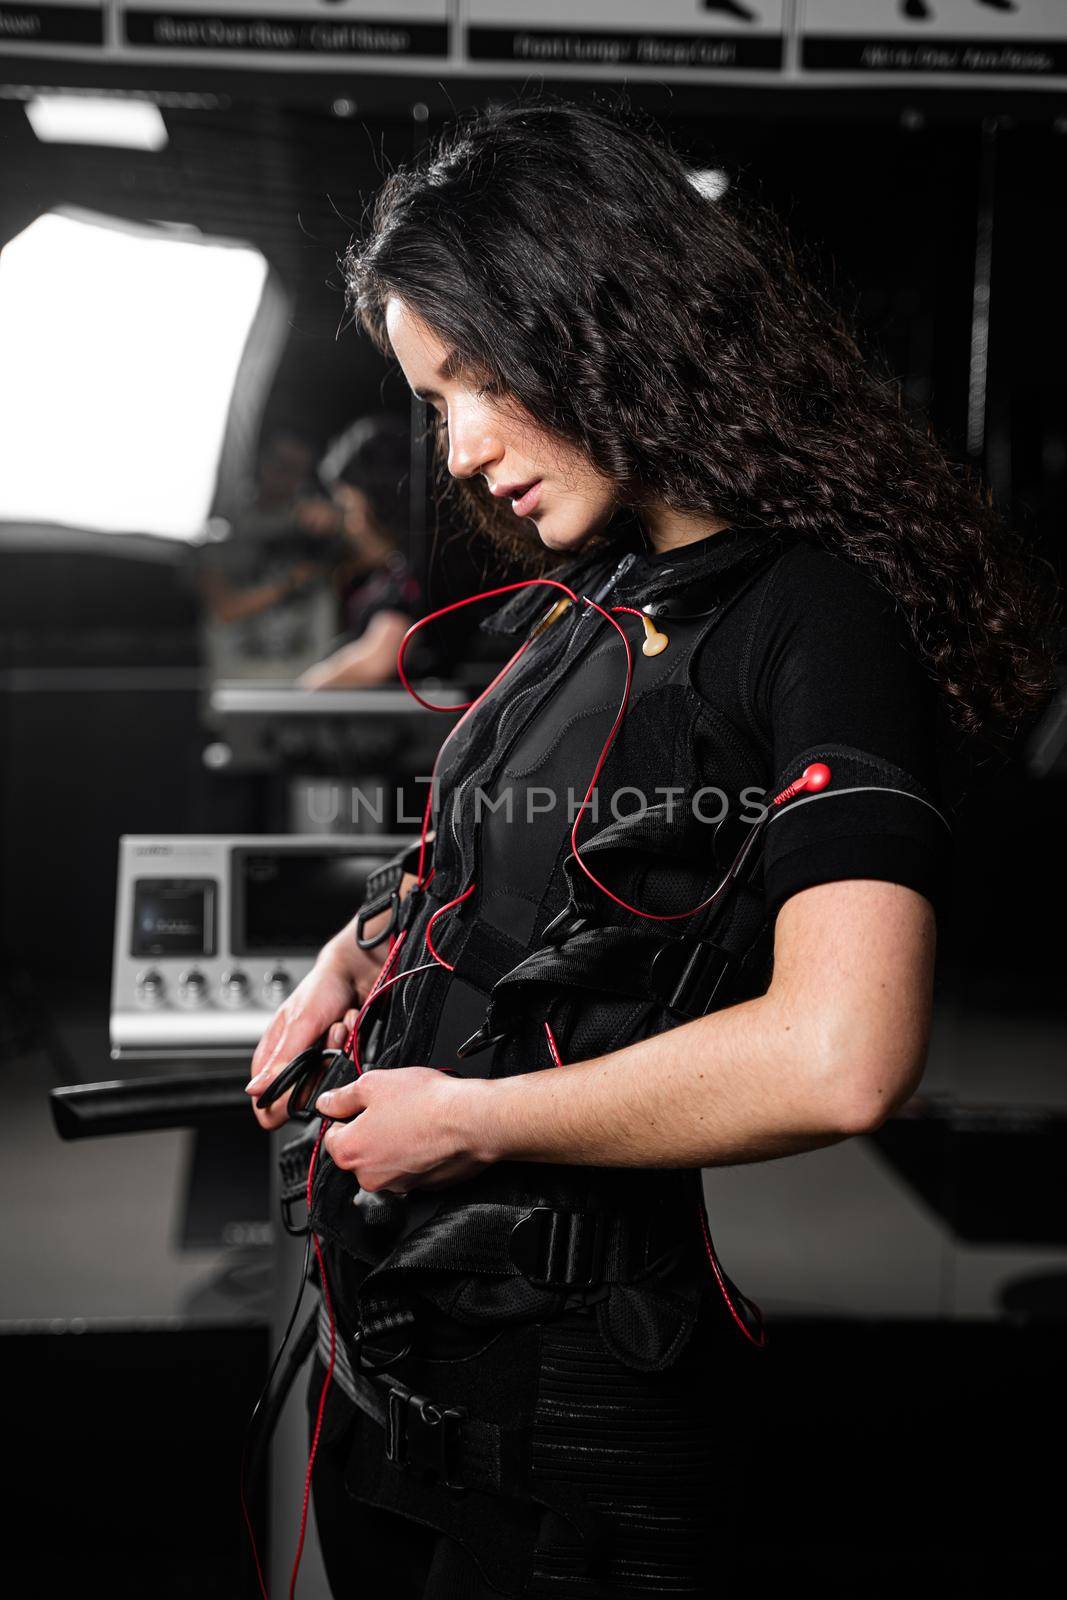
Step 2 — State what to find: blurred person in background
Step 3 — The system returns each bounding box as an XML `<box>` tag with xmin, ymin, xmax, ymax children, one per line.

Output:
<box><xmin>194</xmin><ymin>427</ymin><xmax>337</xmax><ymax>681</ymax></box>
<box><xmin>296</xmin><ymin>414</ymin><xmax>422</xmax><ymax>689</ymax></box>
<box><xmin>194</xmin><ymin>417</ymin><xmax>423</xmax><ymax>685</ymax></box>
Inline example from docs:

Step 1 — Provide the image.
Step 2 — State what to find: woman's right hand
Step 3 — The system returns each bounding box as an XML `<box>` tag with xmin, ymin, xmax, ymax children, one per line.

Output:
<box><xmin>245</xmin><ymin>873</ymin><xmax>420</xmax><ymax>1129</ymax></box>
<box><xmin>245</xmin><ymin>952</ymin><xmax>361</xmax><ymax>1131</ymax></box>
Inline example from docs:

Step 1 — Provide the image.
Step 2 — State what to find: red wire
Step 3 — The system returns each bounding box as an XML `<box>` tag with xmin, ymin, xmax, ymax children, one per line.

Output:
<box><xmin>346</xmin><ymin>928</ymin><xmax>427</xmax><ymax>1074</ymax></box>
<box><xmin>288</xmin><ymin>1117</ymin><xmax>336</xmax><ymax>1599</ymax></box>
<box><xmin>396</xmin><ymin>578</ymin><xmax>801</xmax><ymax>928</ymax></box>
<box><xmin>424</xmin><ymin>881</ymin><xmax>477</xmax><ymax>969</ymax></box>
<box><xmin>695</xmin><ymin>1188</ymin><xmax>768</xmax><ymax>1350</ymax></box>
<box><xmin>397</xmin><ymin>577</ymin><xmax>577</xmax><ymax>885</ymax></box>
<box><xmin>239</xmin><ymin>1442</ymin><xmax>270</xmax><ymax>1600</ymax></box>
<box><xmin>543</xmin><ymin>1021</ymin><xmax>767</xmax><ymax>1347</ymax></box>
<box><xmin>396</xmin><ymin>579</ymin><xmax>578</xmax><ymax>711</ymax></box>
<box><xmin>411</xmin><ymin>636</ymin><xmax>533</xmax><ymax>886</ymax></box>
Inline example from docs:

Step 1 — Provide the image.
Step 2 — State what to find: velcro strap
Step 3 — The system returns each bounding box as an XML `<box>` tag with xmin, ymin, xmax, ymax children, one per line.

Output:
<box><xmin>449</xmin><ymin>920</ymin><xmax>528</xmax><ymax>996</ymax></box>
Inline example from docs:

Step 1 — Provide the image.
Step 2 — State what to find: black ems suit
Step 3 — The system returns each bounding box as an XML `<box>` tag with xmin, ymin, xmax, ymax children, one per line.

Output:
<box><xmin>300</xmin><ymin>522</ymin><xmax>951</xmax><ymax>1597</ymax></box>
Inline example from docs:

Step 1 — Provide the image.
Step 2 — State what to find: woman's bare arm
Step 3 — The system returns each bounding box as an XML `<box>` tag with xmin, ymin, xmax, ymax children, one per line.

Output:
<box><xmin>460</xmin><ymin>877</ymin><xmax>936</xmax><ymax>1169</ymax></box>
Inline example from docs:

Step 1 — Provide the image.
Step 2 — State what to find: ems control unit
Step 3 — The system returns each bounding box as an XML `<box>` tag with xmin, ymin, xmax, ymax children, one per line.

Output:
<box><xmin>110</xmin><ymin>834</ymin><xmax>407</xmax><ymax>1060</ymax></box>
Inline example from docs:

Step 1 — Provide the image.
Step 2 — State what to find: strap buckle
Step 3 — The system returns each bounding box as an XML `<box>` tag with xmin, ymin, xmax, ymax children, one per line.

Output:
<box><xmin>386</xmin><ymin>1388</ymin><xmax>467</xmax><ymax>1491</ymax></box>
<box><xmin>541</xmin><ymin>905</ymin><xmax>592</xmax><ymax>945</ymax></box>
<box><xmin>455</xmin><ymin>1018</ymin><xmax>512</xmax><ymax>1060</ymax></box>
<box><xmin>649</xmin><ymin>938</ymin><xmax>733</xmax><ymax>1018</ymax></box>
<box><xmin>355</xmin><ymin>839</ymin><xmax>429</xmax><ymax>950</ymax></box>
<box><xmin>355</xmin><ymin>879</ymin><xmax>402</xmax><ymax>950</ymax></box>
<box><xmin>508</xmin><ymin>1206</ymin><xmax>607</xmax><ymax>1288</ymax></box>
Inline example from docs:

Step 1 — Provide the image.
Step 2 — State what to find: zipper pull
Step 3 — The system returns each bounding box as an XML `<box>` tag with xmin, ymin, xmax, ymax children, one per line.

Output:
<box><xmin>581</xmin><ymin>552</ymin><xmax>638</xmax><ymax>617</ymax></box>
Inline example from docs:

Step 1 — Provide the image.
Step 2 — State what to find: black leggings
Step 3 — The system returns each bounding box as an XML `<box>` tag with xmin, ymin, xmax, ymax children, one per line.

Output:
<box><xmin>310</xmin><ymin>1401</ymin><xmax>514</xmax><ymax>1599</ymax></box>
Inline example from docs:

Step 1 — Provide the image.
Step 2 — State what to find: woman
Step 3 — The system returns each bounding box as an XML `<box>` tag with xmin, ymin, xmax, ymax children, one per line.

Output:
<box><xmin>246</xmin><ymin>99</ymin><xmax>1057</xmax><ymax>1597</ymax></box>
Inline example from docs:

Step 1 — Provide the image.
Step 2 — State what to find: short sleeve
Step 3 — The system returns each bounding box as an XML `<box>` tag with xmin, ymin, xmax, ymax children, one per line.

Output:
<box><xmin>342</xmin><ymin>553</ymin><xmax>421</xmax><ymax>641</ymax></box>
<box><xmin>747</xmin><ymin>543</ymin><xmax>953</xmax><ymax>923</ymax></box>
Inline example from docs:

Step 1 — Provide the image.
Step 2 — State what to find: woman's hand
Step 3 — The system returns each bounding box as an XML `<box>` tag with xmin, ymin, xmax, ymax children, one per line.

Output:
<box><xmin>316</xmin><ymin>1068</ymin><xmax>493</xmax><ymax>1194</ymax></box>
<box><xmin>244</xmin><ymin>956</ymin><xmax>359</xmax><ymax>1131</ymax></box>
<box><xmin>244</xmin><ymin>884</ymin><xmax>418</xmax><ymax>1130</ymax></box>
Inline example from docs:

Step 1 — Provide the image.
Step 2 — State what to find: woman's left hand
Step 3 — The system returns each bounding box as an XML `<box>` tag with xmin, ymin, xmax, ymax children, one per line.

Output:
<box><xmin>316</xmin><ymin>1067</ymin><xmax>492</xmax><ymax>1194</ymax></box>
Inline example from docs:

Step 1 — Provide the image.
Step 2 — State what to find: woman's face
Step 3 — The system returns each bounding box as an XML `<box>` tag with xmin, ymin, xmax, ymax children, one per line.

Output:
<box><xmin>384</xmin><ymin>296</ymin><xmax>619</xmax><ymax>554</ymax></box>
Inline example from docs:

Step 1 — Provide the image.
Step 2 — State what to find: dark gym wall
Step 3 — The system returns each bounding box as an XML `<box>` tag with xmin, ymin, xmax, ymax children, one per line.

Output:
<box><xmin>0</xmin><ymin>92</ymin><xmax>1063</xmax><ymax>993</ymax></box>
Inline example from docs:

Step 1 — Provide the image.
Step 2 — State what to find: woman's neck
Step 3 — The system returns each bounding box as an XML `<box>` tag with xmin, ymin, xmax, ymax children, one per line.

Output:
<box><xmin>639</xmin><ymin>507</ymin><xmax>731</xmax><ymax>556</ymax></box>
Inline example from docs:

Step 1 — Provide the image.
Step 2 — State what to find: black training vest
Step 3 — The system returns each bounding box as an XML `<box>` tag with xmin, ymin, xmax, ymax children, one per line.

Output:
<box><xmin>308</xmin><ymin>526</ymin><xmax>796</xmax><ymax>1369</ymax></box>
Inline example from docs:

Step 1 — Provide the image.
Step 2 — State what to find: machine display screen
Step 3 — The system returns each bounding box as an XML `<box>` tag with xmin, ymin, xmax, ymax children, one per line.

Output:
<box><xmin>233</xmin><ymin>850</ymin><xmax>382</xmax><ymax>956</ymax></box>
<box><xmin>131</xmin><ymin>879</ymin><xmax>216</xmax><ymax>958</ymax></box>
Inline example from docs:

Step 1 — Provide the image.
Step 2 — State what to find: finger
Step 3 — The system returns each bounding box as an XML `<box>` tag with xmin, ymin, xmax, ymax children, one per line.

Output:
<box><xmin>322</xmin><ymin>1121</ymin><xmax>354</xmax><ymax>1169</ymax></box>
<box><xmin>244</xmin><ymin>1045</ymin><xmax>288</xmax><ymax>1094</ymax></box>
<box><xmin>314</xmin><ymin>1077</ymin><xmax>366</xmax><ymax>1116</ymax></box>
<box><xmin>327</xmin><ymin>1022</ymin><xmax>347</xmax><ymax>1049</ymax></box>
<box><xmin>344</xmin><ymin>1009</ymin><xmax>359</xmax><ymax>1030</ymax></box>
<box><xmin>251</xmin><ymin>1089</ymin><xmax>292</xmax><ymax>1131</ymax></box>
<box><xmin>246</xmin><ymin>1014</ymin><xmax>301</xmax><ymax>1087</ymax></box>
<box><xmin>247</xmin><ymin>1026</ymin><xmax>283</xmax><ymax>1085</ymax></box>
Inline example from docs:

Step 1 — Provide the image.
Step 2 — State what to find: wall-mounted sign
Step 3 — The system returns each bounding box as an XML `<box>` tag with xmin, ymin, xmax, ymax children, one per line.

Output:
<box><xmin>801</xmin><ymin>0</ymin><xmax>1067</xmax><ymax>80</ymax></box>
<box><xmin>0</xmin><ymin>0</ymin><xmax>103</xmax><ymax>48</ymax></box>
<box><xmin>464</xmin><ymin>1</ymin><xmax>787</xmax><ymax>75</ymax></box>
<box><xmin>120</xmin><ymin>0</ymin><xmax>449</xmax><ymax>57</ymax></box>
<box><xmin>2</xmin><ymin>0</ymin><xmax>1065</xmax><ymax>86</ymax></box>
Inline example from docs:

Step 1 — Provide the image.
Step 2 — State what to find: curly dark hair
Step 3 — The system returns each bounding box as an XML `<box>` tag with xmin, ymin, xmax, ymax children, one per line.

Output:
<box><xmin>343</xmin><ymin>94</ymin><xmax>1059</xmax><ymax>746</ymax></box>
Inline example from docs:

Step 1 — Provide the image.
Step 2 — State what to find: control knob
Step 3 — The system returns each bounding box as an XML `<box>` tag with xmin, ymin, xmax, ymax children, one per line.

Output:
<box><xmin>220</xmin><ymin>969</ymin><xmax>251</xmax><ymax>1008</ymax></box>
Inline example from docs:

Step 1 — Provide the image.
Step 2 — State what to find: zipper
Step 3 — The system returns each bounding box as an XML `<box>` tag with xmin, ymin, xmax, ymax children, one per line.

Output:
<box><xmin>579</xmin><ymin>551</ymin><xmax>638</xmax><ymax>619</ymax></box>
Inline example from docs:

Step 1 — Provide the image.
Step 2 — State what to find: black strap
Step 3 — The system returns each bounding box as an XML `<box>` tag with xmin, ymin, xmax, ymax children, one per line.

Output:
<box><xmin>456</xmin><ymin>894</ymin><xmax>765</xmax><ymax>1061</ymax></box>
<box><xmin>355</xmin><ymin>1199</ymin><xmax>684</xmax><ymax>1297</ymax></box>
<box><xmin>448</xmin><ymin>919</ymin><xmax>527</xmax><ymax>997</ymax></box>
<box><xmin>325</xmin><ymin>1297</ymin><xmax>529</xmax><ymax>1498</ymax></box>
<box><xmin>355</xmin><ymin>836</ymin><xmax>432</xmax><ymax>949</ymax></box>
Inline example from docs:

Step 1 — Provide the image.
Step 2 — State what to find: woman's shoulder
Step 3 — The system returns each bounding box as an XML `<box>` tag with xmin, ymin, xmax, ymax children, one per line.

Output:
<box><xmin>769</xmin><ymin>534</ymin><xmax>901</xmax><ymax>609</ymax></box>
<box><xmin>754</xmin><ymin>534</ymin><xmax>919</xmax><ymax>661</ymax></box>
<box><xmin>741</xmin><ymin>532</ymin><xmax>936</xmax><ymax>739</ymax></box>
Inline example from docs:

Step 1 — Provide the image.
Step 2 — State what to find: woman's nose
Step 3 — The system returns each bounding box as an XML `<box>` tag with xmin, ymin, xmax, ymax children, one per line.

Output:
<box><xmin>447</xmin><ymin>408</ymin><xmax>503</xmax><ymax>481</ymax></box>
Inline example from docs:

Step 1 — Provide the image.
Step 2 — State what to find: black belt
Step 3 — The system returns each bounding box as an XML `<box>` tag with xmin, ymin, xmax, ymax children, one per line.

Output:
<box><xmin>322</xmin><ymin>1296</ymin><xmax>528</xmax><ymax>1499</ymax></box>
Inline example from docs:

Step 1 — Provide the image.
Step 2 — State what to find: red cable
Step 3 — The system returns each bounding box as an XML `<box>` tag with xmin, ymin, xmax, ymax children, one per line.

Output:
<box><xmin>239</xmin><ymin>1445</ymin><xmax>270</xmax><ymax>1600</ymax></box>
<box><xmin>289</xmin><ymin>1117</ymin><xmax>336</xmax><ymax>1598</ymax></box>
<box><xmin>411</xmin><ymin>637</ymin><xmax>533</xmax><ymax>886</ymax></box>
<box><xmin>695</xmin><ymin>1187</ymin><xmax>768</xmax><ymax>1350</ymax></box>
<box><xmin>543</xmin><ymin>1020</ymin><xmax>563</xmax><ymax>1068</ymax></box>
<box><xmin>396</xmin><ymin>579</ymin><xmax>578</xmax><ymax>711</ymax></box>
<box><xmin>424</xmin><ymin>881</ymin><xmax>477</xmax><ymax>969</ymax></box>
<box><xmin>397</xmin><ymin>577</ymin><xmax>574</xmax><ymax>884</ymax></box>
<box><xmin>542</xmin><ymin>1022</ymin><xmax>767</xmax><ymax>1346</ymax></box>
<box><xmin>396</xmin><ymin>577</ymin><xmax>829</xmax><ymax>927</ymax></box>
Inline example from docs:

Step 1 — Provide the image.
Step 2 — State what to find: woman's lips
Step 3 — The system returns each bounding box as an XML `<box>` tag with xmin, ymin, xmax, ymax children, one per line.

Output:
<box><xmin>511</xmin><ymin>480</ymin><xmax>542</xmax><ymax>516</ymax></box>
